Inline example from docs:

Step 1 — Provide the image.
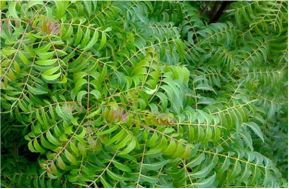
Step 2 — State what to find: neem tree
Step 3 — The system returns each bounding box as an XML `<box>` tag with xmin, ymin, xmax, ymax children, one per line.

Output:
<box><xmin>1</xmin><ymin>1</ymin><xmax>287</xmax><ymax>187</ymax></box>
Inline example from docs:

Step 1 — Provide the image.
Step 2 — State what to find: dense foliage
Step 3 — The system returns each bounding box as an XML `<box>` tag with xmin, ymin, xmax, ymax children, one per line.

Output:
<box><xmin>0</xmin><ymin>1</ymin><xmax>288</xmax><ymax>188</ymax></box>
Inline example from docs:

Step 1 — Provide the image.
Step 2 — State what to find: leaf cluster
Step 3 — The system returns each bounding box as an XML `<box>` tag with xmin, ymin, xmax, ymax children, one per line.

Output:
<box><xmin>0</xmin><ymin>1</ymin><xmax>287</xmax><ymax>188</ymax></box>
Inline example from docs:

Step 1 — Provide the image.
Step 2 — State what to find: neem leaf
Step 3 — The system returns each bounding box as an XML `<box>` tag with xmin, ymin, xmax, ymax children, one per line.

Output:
<box><xmin>42</xmin><ymin>72</ymin><xmax>61</xmax><ymax>81</ymax></box>
<box><xmin>83</xmin><ymin>29</ymin><xmax>99</xmax><ymax>50</ymax></box>
<box><xmin>97</xmin><ymin>32</ymin><xmax>107</xmax><ymax>50</ymax></box>
<box><xmin>64</xmin><ymin>149</ymin><xmax>78</xmax><ymax>165</ymax></box>
<box><xmin>244</xmin><ymin>122</ymin><xmax>264</xmax><ymax>142</ymax></box>
<box><xmin>36</xmin><ymin>59</ymin><xmax>57</xmax><ymax>66</ymax></box>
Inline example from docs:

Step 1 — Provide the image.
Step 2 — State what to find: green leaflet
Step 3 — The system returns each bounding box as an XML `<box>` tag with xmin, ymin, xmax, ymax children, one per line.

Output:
<box><xmin>100</xmin><ymin>177</ymin><xmax>111</xmax><ymax>188</ymax></box>
<box><xmin>194</xmin><ymin>173</ymin><xmax>216</xmax><ymax>188</ymax></box>
<box><xmin>27</xmin><ymin>85</ymin><xmax>48</xmax><ymax>95</ymax></box>
<box><xmin>195</xmin><ymin>83</ymin><xmax>216</xmax><ymax>94</ymax></box>
<box><xmin>114</xmin><ymin>135</ymin><xmax>132</xmax><ymax>149</ymax></box>
<box><xmin>244</xmin><ymin>122</ymin><xmax>264</xmax><ymax>142</ymax></box>
<box><xmin>69</xmin><ymin>142</ymin><xmax>79</xmax><ymax>155</ymax></box>
<box><xmin>56</xmin><ymin>156</ymin><xmax>67</xmax><ymax>170</ymax></box>
<box><xmin>36</xmin><ymin>59</ymin><xmax>57</xmax><ymax>66</ymax></box>
<box><xmin>97</xmin><ymin>32</ymin><xmax>107</xmax><ymax>50</ymax></box>
<box><xmin>76</xmin><ymin>90</ymin><xmax>87</xmax><ymax>103</ymax></box>
<box><xmin>74</xmin><ymin>24</ymin><xmax>84</xmax><ymax>46</ymax></box>
<box><xmin>46</xmin><ymin>130</ymin><xmax>60</xmax><ymax>146</ymax></box>
<box><xmin>187</xmin><ymin>153</ymin><xmax>206</xmax><ymax>168</ymax></box>
<box><xmin>107</xmin><ymin>129</ymin><xmax>126</xmax><ymax>145</ymax></box>
<box><xmin>80</xmin><ymin>27</ymin><xmax>91</xmax><ymax>48</ymax></box>
<box><xmin>18</xmin><ymin>51</ymin><xmax>30</xmax><ymax>64</ymax></box>
<box><xmin>119</xmin><ymin>139</ymin><xmax>136</xmax><ymax>155</ymax></box>
<box><xmin>7</xmin><ymin>2</ymin><xmax>18</xmax><ymax>18</ymax></box>
<box><xmin>37</xmin><ymin>51</ymin><xmax>55</xmax><ymax>60</ymax></box>
<box><xmin>35</xmin><ymin>44</ymin><xmax>52</xmax><ymax>54</ymax></box>
<box><xmin>33</xmin><ymin>139</ymin><xmax>46</xmax><ymax>154</ymax></box>
<box><xmin>55</xmin><ymin>1</ymin><xmax>67</xmax><ymax>19</ymax></box>
<box><xmin>64</xmin><ymin>150</ymin><xmax>78</xmax><ymax>165</ymax></box>
<box><xmin>163</xmin><ymin>140</ymin><xmax>177</xmax><ymax>155</ymax></box>
<box><xmin>107</xmin><ymin>169</ymin><xmax>130</xmax><ymax>181</ymax></box>
<box><xmin>156</xmin><ymin>92</ymin><xmax>168</xmax><ymax>110</ymax></box>
<box><xmin>42</xmin><ymin>66</ymin><xmax>60</xmax><ymax>76</ymax></box>
<box><xmin>86</xmin><ymin>108</ymin><xmax>101</xmax><ymax>119</ymax></box>
<box><xmin>40</xmin><ymin>135</ymin><xmax>56</xmax><ymax>151</ymax></box>
<box><xmin>139</xmin><ymin>174</ymin><xmax>158</xmax><ymax>184</ymax></box>
<box><xmin>28</xmin><ymin>141</ymin><xmax>36</xmax><ymax>152</ymax></box>
<box><xmin>42</xmin><ymin>72</ymin><xmax>61</xmax><ymax>81</ymax></box>
<box><xmin>190</xmin><ymin>161</ymin><xmax>214</xmax><ymax>179</ymax></box>
<box><xmin>144</xmin><ymin>86</ymin><xmax>158</xmax><ymax>95</ymax></box>
<box><xmin>97</xmin><ymin>125</ymin><xmax>119</xmax><ymax>136</ymax></box>
<box><xmin>83</xmin><ymin>29</ymin><xmax>99</xmax><ymax>51</ymax></box>
<box><xmin>62</xmin><ymin>23</ymin><xmax>73</xmax><ymax>40</ymax></box>
<box><xmin>142</xmin><ymin>160</ymin><xmax>168</xmax><ymax>171</ymax></box>
<box><xmin>112</xmin><ymin>160</ymin><xmax>132</xmax><ymax>173</ymax></box>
